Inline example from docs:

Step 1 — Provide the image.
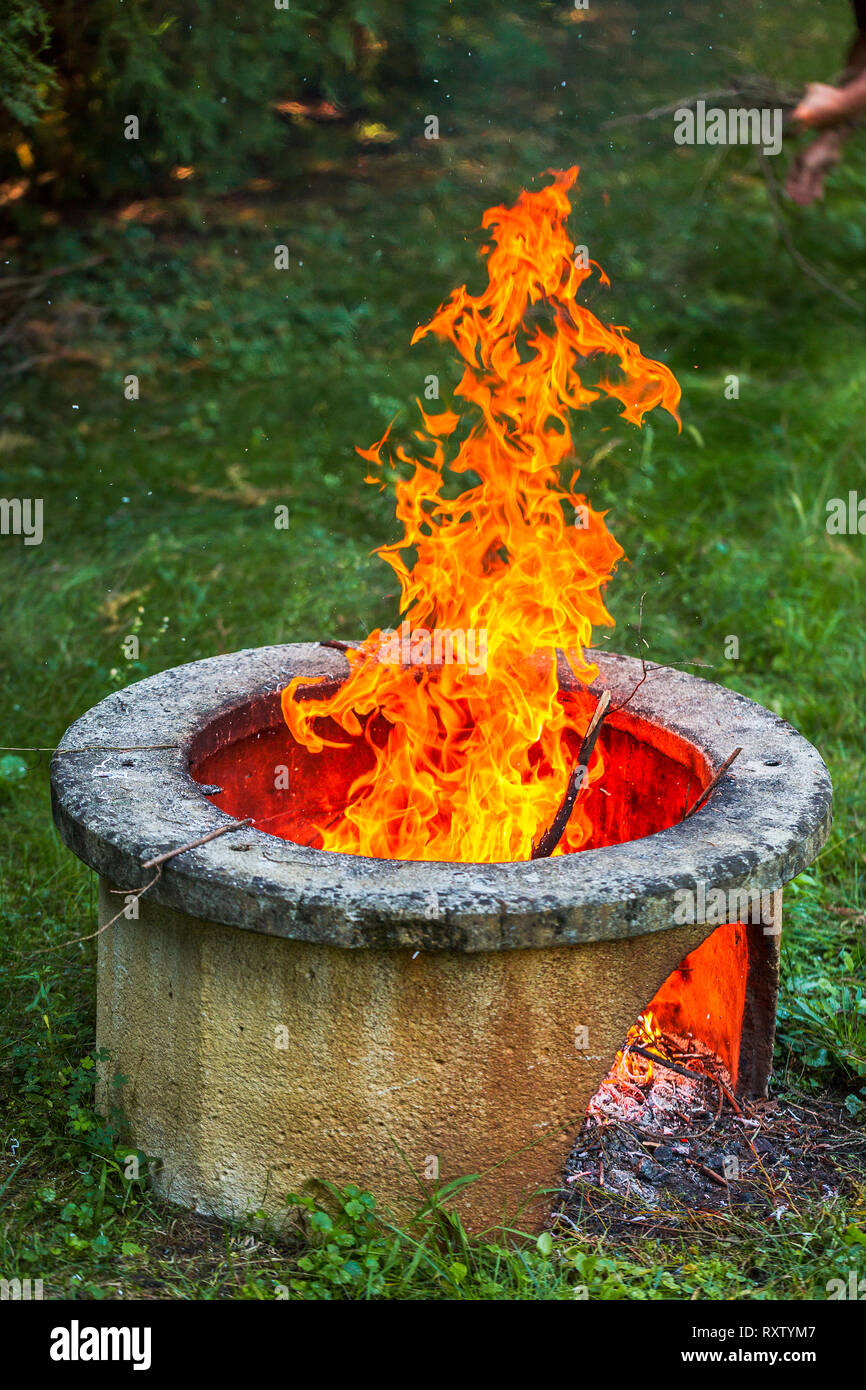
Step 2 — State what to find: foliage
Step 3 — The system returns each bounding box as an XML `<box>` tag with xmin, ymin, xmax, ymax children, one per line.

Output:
<box><xmin>778</xmin><ymin>871</ymin><xmax>866</xmax><ymax>1108</ymax></box>
<box><xmin>0</xmin><ymin>0</ymin><xmax>54</xmax><ymax>126</ymax></box>
<box><xmin>0</xmin><ymin>0</ymin><xmax>548</xmax><ymax>202</ymax></box>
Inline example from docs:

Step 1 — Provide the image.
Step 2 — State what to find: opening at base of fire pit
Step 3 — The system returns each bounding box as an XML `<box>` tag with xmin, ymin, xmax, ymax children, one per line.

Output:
<box><xmin>562</xmin><ymin>1002</ymin><xmax>855</xmax><ymax>1234</ymax></box>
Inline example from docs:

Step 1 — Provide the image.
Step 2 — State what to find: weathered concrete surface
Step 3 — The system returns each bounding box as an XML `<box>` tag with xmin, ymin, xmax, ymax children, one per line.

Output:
<box><xmin>51</xmin><ymin>646</ymin><xmax>833</xmax><ymax>951</ymax></box>
<box><xmin>97</xmin><ymin>882</ymin><xmax>754</xmax><ymax>1232</ymax></box>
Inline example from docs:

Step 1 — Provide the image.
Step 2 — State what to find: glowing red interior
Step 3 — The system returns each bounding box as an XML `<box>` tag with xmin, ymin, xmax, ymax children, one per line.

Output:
<box><xmin>189</xmin><ymin>689</ymin><xmax>709</xmax><ymax>855</ymax></box>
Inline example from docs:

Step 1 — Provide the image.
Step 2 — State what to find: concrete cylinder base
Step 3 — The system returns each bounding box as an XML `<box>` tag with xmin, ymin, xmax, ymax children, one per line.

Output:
<box><xmin>96</xmin><ymin>884</ymin><xmax>776</xmax><ymax>1231</ymax></box>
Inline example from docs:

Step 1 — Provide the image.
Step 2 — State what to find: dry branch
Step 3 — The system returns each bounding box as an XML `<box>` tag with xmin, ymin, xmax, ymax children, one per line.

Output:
<box><xmin>628</xmin><ymin>1043</ymin><xmax>742</xmax><ymax>1116</ymax></box>
<box><xmin>531</xmin><ymin>690</ymin><xmax>611</xmax><ymax>859</ymax></box>
<box><xmin>30</xmin><ymin>817</ymin><xmax>252</xmax><ymax>956</ymax></box>
<box><xmin>684</xmin><ymin>747</ymin><xmax>742</xmax><ymax>819</ymax></box>
<box><xmin>603</xmin><ymin>80</ymin><xmax>801</xmax><ymax>129</ymax></box>
<box><xmin>140</xmin><ymin>818</ymin><xmax>253</xmax><ymax>870</ymax></box>
<box><xmin>757</xmin><ymin>150</ymin><xmax>861</xmax><ymax>312</ymax></box>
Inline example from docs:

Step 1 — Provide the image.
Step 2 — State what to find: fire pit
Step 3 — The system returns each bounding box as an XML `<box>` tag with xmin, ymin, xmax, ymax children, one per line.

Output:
<box><xmin>50</xmin><ymin>169</ymin><xmax>832</xmax><ymax>1230</ymax></box>
<box><xmin>50</xmin><ymin>643</ymin><xmax>831</xmax><ymax>1231</ymax></box>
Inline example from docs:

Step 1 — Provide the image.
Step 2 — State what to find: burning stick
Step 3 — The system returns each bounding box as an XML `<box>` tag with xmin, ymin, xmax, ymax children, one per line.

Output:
<box><xmin>531</xmin><ymin>690</ymin><xmax>611</xmax><ymax>859</ymax></box>
<box><xmin>627</xmin><ymin>1043</ymin><xmax>742</xmax><ymax>1116</ymax></box>
<box><xmin>684</xmin><ymin>747</ymin><xmax>742</xmax><ymax>819</ymax></box>
<box><xmin>627</xmin><ymin>1043</ymin><xmax>708</xmax><ymax>1084</ymax></box>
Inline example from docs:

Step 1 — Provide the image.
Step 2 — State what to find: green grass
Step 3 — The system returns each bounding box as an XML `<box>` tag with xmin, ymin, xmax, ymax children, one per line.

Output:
<box><xmin>1</xmin><ymin>0</ymin><xmax>865</xmax><ymax>1297</ymax></box>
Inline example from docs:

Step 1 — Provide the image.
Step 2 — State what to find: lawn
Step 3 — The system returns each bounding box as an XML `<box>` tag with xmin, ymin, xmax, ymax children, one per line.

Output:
<box><xmin>0</xmin><ymin>0</ymin><xmax>864</xmax><ymax>1299</ymax></box>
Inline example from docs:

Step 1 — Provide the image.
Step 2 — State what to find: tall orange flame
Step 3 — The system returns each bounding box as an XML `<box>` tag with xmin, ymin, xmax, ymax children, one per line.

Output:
<box><xmin>281</xmin><ymin>168</ymin><xmax>680</xmax><ymax>862</ymax></box>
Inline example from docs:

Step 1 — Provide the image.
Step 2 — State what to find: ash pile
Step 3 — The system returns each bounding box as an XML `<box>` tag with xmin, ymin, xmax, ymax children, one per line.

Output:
<box><xmin>557</xmin><ymin>1017</ymin><xmax>858</xmax><ymax>1233</ymax></box>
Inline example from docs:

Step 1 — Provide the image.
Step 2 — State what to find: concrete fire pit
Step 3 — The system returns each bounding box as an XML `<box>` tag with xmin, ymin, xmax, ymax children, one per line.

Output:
<box><xmin>50</xmin><ymin>645</ymin><xmax>831</xmax><ymax>1231</ymax></box>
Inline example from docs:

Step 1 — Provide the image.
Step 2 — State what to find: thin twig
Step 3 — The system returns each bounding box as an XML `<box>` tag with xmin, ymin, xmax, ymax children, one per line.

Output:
<box><xmin>531</xmin><ymin>690</ymin><xmax>611</xmax><ymax>859</ymax></box>
<box><xmin>610</xmin><ymin>592</ymin><xmax>649</xmax><ymax>712</ymax></box>
<box><xmin>686</xmin><ymin>1157</ymin><xmax>730</xmax><ymax>1187</ymax></box>
<box><xmin>0</xmin><ymin>257</ymin><xmax>107</xmax><ymax>358</ymax></box>
<box><xmin>140</xmin><ymin>818</ymin><xmax>252</xmax><ymax>870</ymax></box>
<box><xmin>29</xmin><ymin>817</ymin><xmax>252</xmax><ymax>955</ymax></box>
<box><xmin>1</xmin><ymin>744</ymin><xmax>179</xmax><ymax>755</ymax></box>
<box><xmin>0</xmin><ymin>350</ymin><xmax>102</xmax><ymax>378</ymax></box>
<box><xmin>0</xmin><ymin>254</ymin><xmax>105</xmax><ymax>293</ymax></box>
<box><xmin>29</xmin><ymin>873</ymin><xmax>163</xmax><ymax>955</ymax></box>
<box><xmin>603</xmin><ymin>82</ymin><xmax>800</xmax><ymax>129</ymax></box>
<box><xmin>626</xmin><ymin>1044</ymin><xmax>704</xmax><ymax>1084</ymax></box>
<box><xmin>628</xmin><ymin>1044</ymin><xmax>743</xmax><ymax>1116</ymax></box>
<box><xmin>684</xmin><ymin>747</ymin><xmax>742</xmax><ymax>818</ymax></box>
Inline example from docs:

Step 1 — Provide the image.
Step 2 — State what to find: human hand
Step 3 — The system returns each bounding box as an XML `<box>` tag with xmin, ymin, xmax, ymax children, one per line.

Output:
<box><xmin>793</xmin><ymin>82</ymin><xmax>853</xmax><ymax>129</ymax></box>
<box><xmin>785</xmin><ymin>128</ymin><xmax>846</xmax><ymax>204</ymax></box>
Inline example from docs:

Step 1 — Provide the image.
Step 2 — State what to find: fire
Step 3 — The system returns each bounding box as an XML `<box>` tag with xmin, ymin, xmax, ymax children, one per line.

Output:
<box><xmin>281</xmin><ymin>168</ymin><xmax>680</xmax><ymax>862</ymax></box>
<box><xmin>615</xmin><ymin>1011</ymin><xmax>666</xmax><ymax>1085</ymax></box>
<box><xmin>587</xmin><ymin>1010</ymin><xmax>680</xmax><ymax>1125</ymax></box>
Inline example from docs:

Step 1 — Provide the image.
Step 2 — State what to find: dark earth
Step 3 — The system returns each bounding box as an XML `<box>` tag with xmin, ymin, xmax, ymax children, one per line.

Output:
<box><xmin>557</xmin><ymin>1032</ymin><xmax>866</xmax><ymax>1240</ymax></box>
